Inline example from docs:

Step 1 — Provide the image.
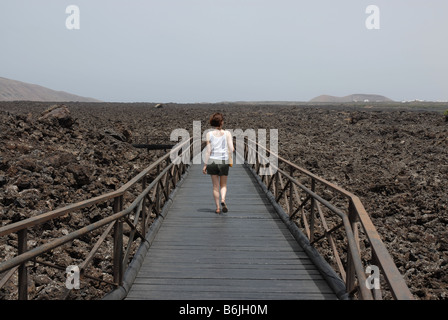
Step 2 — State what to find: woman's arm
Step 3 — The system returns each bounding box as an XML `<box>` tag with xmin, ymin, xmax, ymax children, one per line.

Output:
<box><xmin>226</xmin><ymin>130</ymin><xmax>234</xmax><ymax>154</ymax></box>
<box><xmin>203</xmin><ymin>132</ymin><xmax>211</xmax><ymax>174</ymax></box>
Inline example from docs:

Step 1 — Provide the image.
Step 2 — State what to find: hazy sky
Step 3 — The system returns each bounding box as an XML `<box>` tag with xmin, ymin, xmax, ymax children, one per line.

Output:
<box><xmin>1</xmin><ymin>0</ymin><xmax>447</xmax><ymax>103</ymax></box>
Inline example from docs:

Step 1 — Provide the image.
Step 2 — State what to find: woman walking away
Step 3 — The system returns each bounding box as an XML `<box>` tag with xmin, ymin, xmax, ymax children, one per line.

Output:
<box><xmin>202</xmin><ymin>112</ymin><xmax>234</xmax><ymax>214</ymax></box>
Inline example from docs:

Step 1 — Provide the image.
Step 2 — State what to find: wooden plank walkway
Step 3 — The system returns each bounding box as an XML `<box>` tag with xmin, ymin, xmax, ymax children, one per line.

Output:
<box><xmin>125</xmin><ymin>160</ymin><xmax>337</xmax><ymax>300</ymax></box>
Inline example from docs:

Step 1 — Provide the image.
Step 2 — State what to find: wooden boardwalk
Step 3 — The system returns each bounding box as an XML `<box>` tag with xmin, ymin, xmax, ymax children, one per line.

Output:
<box><xmin>125</xmin><ymin>161</ymin><xmax>337</xmax><ymax>300</ymax></box>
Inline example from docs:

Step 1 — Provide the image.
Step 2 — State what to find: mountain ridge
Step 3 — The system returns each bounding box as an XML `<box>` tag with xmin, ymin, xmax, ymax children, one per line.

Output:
<box><xmin>310</xmin><ymin>94</ymin><xmax>393</xmax><ymax>103</ymax></box>
<box><xmin>0</xmin><ymin>77</ymin><xmax>100</xmax><ymax>102</ymax></box>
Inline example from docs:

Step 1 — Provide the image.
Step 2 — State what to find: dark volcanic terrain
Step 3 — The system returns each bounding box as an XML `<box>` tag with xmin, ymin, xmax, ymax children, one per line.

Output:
<box><xmin>1</xmin><ymin>101</ymin><xmax>447</xmax><ymax>300</ymax></box>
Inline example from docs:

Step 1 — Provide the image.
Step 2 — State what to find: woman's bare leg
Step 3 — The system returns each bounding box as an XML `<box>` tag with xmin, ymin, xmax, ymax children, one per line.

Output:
<box><xmin>211</xmin><ymin>175</ymin><xmax>221</xmax><ymax>211</ymax></box>
<box><xmin>220</xmin><ymin>175</ymin><xmax>228</xmax><ymax>204</ymax></box>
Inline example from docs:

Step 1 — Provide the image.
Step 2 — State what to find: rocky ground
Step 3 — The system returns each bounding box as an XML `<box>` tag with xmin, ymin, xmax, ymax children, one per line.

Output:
<box><xmin>0</xmin><ymin>101</ymin><xmax>447</xmax><ymax>300</ymax></box>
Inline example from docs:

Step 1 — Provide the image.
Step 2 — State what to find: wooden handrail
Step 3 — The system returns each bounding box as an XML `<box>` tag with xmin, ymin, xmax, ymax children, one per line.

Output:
<box><xmin>0</xmin><ymin>137</ymin><xmax>195</xmax><ymax>299</ymax></box>
<box><xmin>241</xmin><ymin>137</ymin><xmax>413</xmax><ymax>300</ymax></box>
<box><xmin>0</xmin><ymin>137</ymin><xmax>191</xmax><ymax>238</ymax></box>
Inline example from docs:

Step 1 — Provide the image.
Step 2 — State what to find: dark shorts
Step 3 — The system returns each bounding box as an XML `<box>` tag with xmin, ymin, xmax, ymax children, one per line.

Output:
<box><xmin>206</xmin><ymin>160</ymin><xmax>230</xmax><ymax>176</ymax></box>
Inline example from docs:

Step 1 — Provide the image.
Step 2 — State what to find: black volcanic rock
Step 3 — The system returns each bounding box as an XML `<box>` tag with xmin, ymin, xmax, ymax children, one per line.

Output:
<box><xmin>38</xmin><ymin>104</ymin><xmax>75</xmax><ymax>128</ymax></box>
<box><xmin>0</xmin><ymin>101</ymin><xmax>447</xmax><ymax>300</ymax></box>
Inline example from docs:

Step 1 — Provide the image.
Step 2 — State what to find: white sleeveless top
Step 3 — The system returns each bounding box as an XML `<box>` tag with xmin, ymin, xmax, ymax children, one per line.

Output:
<box><xmin>209</xmin><ymin>131</ymin><xmax>228</xmax><ymax>161</ymax></box>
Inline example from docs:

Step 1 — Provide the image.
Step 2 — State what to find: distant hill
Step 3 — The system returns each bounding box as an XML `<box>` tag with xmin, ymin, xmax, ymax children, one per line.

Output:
<box><xmin>310</xmin><ymin>94</ymin><xmax>393</xmax><ymax>103</ymax></box>
<box><xmin>0</xmin><ymin>77</ymin><xmax>100</xmax><ymax>102</ymax></box>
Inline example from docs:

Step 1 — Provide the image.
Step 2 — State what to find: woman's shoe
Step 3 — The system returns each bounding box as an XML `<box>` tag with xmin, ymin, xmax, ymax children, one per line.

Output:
<box><xmin>215</xmin><ymin>209</ymin><xmax>221</xmax><ymax>214</ymax></box>
<box><xmin>221</xmin><ymin>202</ymin><xmax>228</xmax><ymax>213</ymax></box>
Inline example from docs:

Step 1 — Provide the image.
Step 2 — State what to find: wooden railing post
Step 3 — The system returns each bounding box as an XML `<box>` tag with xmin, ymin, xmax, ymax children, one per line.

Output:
<box><xmin>289</xmin><ymin>166</ymin><xmax>294</xmax><ymax>216</ymax></box>
<box><xmin>113</xmin><ymin>196</ymin><xmax>124</xmax><ymax>286</ymax></box>
<box><xmin>346</xmin><ymin>247</ymin><xmax>356</xmax><ymax>295</ymax></box>
<box><xmin>274</xmin><ymin>172</ymin><xmax>279</xmax><ymax>201</ymax></box>
<box><xmin>255</xmin><ymin>142</ymin><xmax>260</xmax><ymax>175</ymax></box>
<box><xmin>141</xmin><ymin>176</ymin><xmax>147</xmax><ymax>236</ymax></box>
<box><xmin>346</xmin><ymin>200</ymin><xmax>360</xmax><ymax>296</ymax></box>
<box><xmin>370</xmin><ymin>251</ymin><xmax>383</xmax><ymax>300</ymax></box>
<box><xmin>348</xmin><ymin>201</ymin><xmax>361</xmax><ymax>256</ymax></box>
<box><xmin>309</xmin><ymin>179</ymin><xmax>316</xmax><ymax>243</ymax></box>
<box><xmin>155</xmin><ymin>181</ymin><xmax>161</xmax><ymax>215</ymax></box>
<box><xmin>17</xmin><ymin>229</ymin><xmax>28</xmax><ymax>300</ymax></box>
